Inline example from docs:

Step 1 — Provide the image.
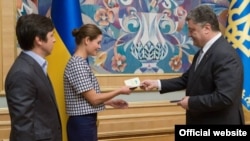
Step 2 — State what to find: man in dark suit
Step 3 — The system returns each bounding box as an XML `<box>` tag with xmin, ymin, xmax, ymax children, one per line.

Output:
<box><xmin>140</xmin><ymin>5</ymin><xmax>244</xmax><ymax>125</ymax></box>
<box><xmin>5</xmin><ymin>14</ymin><xmax>62</xmax><ymax>141</ymax></box>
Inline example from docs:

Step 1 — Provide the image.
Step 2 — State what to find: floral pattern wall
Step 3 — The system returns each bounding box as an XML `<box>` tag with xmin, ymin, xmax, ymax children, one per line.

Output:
<box><xmin>17</xmin><ymin>0</ymin><xmax>230</xmax><ymax>74</ymax></box>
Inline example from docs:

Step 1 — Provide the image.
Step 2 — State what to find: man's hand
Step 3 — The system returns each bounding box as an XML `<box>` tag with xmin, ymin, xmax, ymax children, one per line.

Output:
<box><xmin>140</xmin><ymin>80</ymin><xmax>158</xmax><ymax>91</ymax></box>
<box><xmin>177</xmin><ymin>96</ymin><xmax>189</xmax><ymax>110</ymax></box>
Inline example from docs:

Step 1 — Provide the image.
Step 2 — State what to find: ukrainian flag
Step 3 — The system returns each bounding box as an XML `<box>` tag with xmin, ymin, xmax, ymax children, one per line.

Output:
<box><xmin>224</xmin><ymin>0</ymin><xmax>250</xmax><ymax>116</ymax></box>
<box><xmin>46</xmin><ymin>0</ymin><xmax>83</xmax><ymax>141</ymax></box>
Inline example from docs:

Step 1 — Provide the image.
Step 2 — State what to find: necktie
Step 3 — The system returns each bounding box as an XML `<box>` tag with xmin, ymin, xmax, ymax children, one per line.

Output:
<box><xmin>42</xmin><ymin>61</ymin><xmax>48</xmax><ymax>75</ymax></box>
<box><xmin>195</xmin><ymin>49</ymin><xmax>203</xmax><ymax>70</ymax></box>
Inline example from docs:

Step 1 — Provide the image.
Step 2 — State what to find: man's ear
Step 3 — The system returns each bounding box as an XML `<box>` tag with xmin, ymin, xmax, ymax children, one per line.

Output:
<box><xmin>34</xmin><ymin>36</ymin><xmax>43</xmax><ymax>46</ymax></box>
<box><xmin>203</xmin><ymin>23</ymin><xmax>212</xmax><ymax>34</ymax></box>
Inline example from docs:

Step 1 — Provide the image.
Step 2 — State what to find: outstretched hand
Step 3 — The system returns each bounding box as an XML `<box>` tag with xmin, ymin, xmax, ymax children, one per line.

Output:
<box><xmin>140</xmin><ymin>80</ymin><xmax>158</xmax><ymax>91</ymax></box>
<box><xmin>107</xmin><ymin>99</ymin><xmax>128</xmax><ymax>109</ymax></box>
<box><xmin>119</xmin><ymin>86</ymin><xmax>134</xmax><ymax>95</ymax></box>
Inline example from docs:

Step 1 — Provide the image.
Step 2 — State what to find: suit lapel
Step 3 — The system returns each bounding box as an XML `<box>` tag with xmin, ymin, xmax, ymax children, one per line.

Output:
<box><xmin>33</xmin><ymin>68</ymin><xmax>58</xmax><ymax>105</ymax></box>
<box><xmin>20</xmin><ymin>53</ymin><xmax>57</xmax><ymax>105</ymax></box>
<box><xmin>188</xmin><ymin>36</ymin><xmax>224</xmax><ymax>89</ymax></box>
<box><xmin>46</xmin><ymin>75</ymin><xmax>57</xmax><ymax>102</ymax></box>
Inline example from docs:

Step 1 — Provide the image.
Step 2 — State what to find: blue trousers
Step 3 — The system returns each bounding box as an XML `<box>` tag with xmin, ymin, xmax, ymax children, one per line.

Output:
<box><xmin>67</xmin><ymin>113</ymin><xmax>97</xmax><ymax>141</ymax></box>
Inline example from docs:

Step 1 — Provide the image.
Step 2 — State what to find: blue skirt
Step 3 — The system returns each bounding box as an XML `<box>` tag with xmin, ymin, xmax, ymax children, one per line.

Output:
<box><xmin>67</xmin><ymin>113</ymin><xmax>97</xmax><ymax>141</ymax></box>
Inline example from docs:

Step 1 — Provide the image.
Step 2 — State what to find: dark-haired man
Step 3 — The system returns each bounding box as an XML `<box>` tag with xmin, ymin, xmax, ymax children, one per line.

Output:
<box><xmin>141</xmin><ymin>5</ymin><xmax>244</xmax><ymax>125</ymax></box>
<box><xmin>5</xmin><ymin>14</ymin><xmax>62</xmax><ymax>141</ymax></box>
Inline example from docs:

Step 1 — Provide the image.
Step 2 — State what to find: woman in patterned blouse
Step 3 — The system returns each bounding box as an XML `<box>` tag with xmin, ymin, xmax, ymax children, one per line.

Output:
<box><xmin>64</xmin><ymin>24</ymin><xmax>134</xmax><ymax>141</ymax></box>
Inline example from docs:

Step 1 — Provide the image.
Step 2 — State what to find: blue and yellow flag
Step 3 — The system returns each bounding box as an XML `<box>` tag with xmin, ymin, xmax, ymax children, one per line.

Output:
<box><xmin>46</xmin><ymin>0</ymin><xmax>83</xmax><ymax>141</ymax></box>
<box><xmin>224</xmin><ymin>0</ymin><xmax>250</xmax><ymax>112</ymax></box>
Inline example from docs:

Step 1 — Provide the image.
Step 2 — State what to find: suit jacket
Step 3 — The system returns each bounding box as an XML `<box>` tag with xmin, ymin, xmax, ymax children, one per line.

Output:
<box><xmin>160</xmin><ymin>36</ymin><xmax>245</xmax><ymax>124</ymax></box>
<box><xmin>5</xmin><ymin>52</ymin><xmax>62</xmax><ymax>141</ymax></box>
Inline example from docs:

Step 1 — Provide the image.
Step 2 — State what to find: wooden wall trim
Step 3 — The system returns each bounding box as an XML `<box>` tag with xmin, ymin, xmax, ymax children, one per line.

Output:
<box><xmin>0</xmin><ymin>0</ymin><xmax>2</xmax><ymax>95</ymax></box>
<box><xmin>98</xmin><ymin>101</ymin><xmax>185</xmax><ymax>140</ymax></box>
<box><xmin>98</xmin><ymin>127</ymin><xmax>173</xmax><ymax>139</ymax></box>
<box><xmin>98</xmin><ymin>134</ymin><xmax>174</xmax><ymax>141</ymax></box>
<box><xmin>0</xmin><ymin>101</ymin><xmax>184</xmax><ymax>141</ymax></box>
<box><xmin>0</xmin><ymin>0</ymin><xmax>16</xmax><ymax>96</ymax></box>
<box><xmin>96</xmin><ymin>73</ymin><xmax>181</xmax><ymax>92</ymax></box>
<box><xmin>1</xmin><ymin>102</ymin><xmax>250</xmax><ymax>141</ymax></box>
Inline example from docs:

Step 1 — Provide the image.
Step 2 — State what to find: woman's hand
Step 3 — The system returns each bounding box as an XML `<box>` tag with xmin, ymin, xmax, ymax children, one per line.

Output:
<box><xmin>105</xmin><ymin>99</ymin><xmax>128</xmax><ymax>109</ymax></box>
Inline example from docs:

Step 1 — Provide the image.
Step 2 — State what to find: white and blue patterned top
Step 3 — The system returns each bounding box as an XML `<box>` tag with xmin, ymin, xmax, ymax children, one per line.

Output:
<box><xmin>64</xmin><ymin>56</ymin><xmax>105</xmax><ymax>116</ymax></box>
